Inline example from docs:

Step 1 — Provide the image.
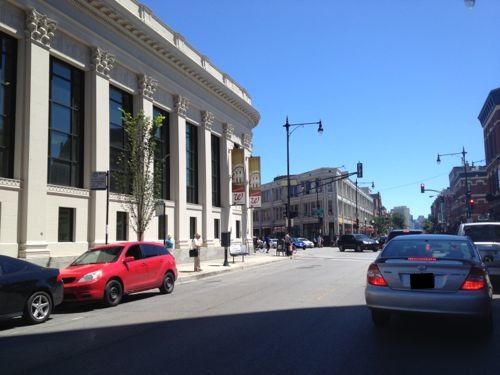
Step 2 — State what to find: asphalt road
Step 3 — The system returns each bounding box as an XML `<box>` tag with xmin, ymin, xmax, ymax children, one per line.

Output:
<box><xmin>2</xmin><ymin>247</ymin><xmax>500</xmax><ymax>375</ymax></box>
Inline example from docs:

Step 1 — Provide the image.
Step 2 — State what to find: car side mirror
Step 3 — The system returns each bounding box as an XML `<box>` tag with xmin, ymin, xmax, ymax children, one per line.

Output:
<box><xmin>123</xmin><ymin>256</ymin><xmax>135</xmax><ymax>263</ymax></box>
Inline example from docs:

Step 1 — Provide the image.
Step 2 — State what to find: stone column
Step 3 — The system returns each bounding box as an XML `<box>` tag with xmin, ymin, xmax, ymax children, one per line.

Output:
<box><xmin>220</xmin><ymin>123</ymin><xmax>234</xmax><ymax>236</ymax></box>
<box><xmin>200</xmin><ymin>111</ymin><xmax>214</xmax><ymax>246</ymax></box>
<box><xmin>19</xmin><ymin>9</ymin><xmax>56</xmax><ymax>260</ymax></box>
<box><xmin>242</xmin><ymin>132</ymin><xmax>253</xmax><ymax>250</ymax></box>
<box><xmin>88</xmin><ymin>47</ymin><xmax>114</xmax><ymax>246</ymax></box>
<box><xmin>171</xmin><ymin>95</ymin><xmax>189</xmax><ymax>248</ymax></box>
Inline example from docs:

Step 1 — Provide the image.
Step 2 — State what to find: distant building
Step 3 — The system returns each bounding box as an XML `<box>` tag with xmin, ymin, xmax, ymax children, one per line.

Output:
<box><xmin>391</xmin><ymin>206</ymin><xmax>411</xmax><ymax>229</ymax></box>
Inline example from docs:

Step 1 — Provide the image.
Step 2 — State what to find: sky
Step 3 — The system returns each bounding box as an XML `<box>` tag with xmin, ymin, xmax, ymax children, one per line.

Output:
<box><xmin>141</xmin><ymin>0</ymin><xmax>500</xmax><ymax>219</ymax></box>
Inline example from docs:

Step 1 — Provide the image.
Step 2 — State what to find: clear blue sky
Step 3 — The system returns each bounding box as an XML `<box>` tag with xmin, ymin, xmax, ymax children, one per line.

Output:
<box><xmin>142</xmin><ymin>0</ymin><xmax>500</xmax><ymax>218</ymax></box>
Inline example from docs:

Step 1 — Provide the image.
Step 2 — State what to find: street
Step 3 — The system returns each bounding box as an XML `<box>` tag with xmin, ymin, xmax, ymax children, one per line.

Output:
<box><xmin>2</xmin><ymin>247</ymin><xmax>500</xmax><ymax>375</ymax></box>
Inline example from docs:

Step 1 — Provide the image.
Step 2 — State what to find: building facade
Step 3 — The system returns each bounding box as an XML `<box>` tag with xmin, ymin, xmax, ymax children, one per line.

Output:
<box><xmin>252</xmin><ymin>168</ymin><xmax>376</xmax><ymax>244</ymax></box>
<box><xmin>0</xmin><ymin>0</ymin><xmax>259</xmax><ymax>266</ymax></box>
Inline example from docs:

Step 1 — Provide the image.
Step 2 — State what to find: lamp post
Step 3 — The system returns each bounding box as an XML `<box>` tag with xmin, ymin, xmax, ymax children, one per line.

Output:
<box><xmin>284</xmin><ymin>116</ymin><xmax>324</xmax><ymax>235</ymax></box>
<box><xmin>355</xmin><ymin>180</ymin><xmax>374</xmax><ymax>233</ymax></box>
<box><xmin>437</xmin><ymin>146</ymin><xmax>470</xmax><ymax>219</ymax></box>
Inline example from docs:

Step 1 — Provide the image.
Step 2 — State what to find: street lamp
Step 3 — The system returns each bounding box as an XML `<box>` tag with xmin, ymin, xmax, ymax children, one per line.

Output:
<box><xmin>284</xmin><ymin>116</ymin><xmax>324</xmax><ymax>235</ymax></box>
<box><xmin>437</xmin><ymin>146</ymin><xmax>470</xmax><ymax>219</ymax></box>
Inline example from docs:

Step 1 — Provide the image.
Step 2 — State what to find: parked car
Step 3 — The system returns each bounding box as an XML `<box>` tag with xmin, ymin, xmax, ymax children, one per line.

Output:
<box><xmin>365</xmin><ymin>234</ymin><xmax>493</xmax><ymax>332</ymax></box>
<box><xmin>457</xmin><ymin>222</ymin><xmax>500</xmax><ymax>277</ymax></box>
<box><xmin>386</xmin><ymin>229</ymin><xmax>423</xmax><ymax>243</ymax></box>
<box><xmin>377</xmin><ymin>236</ymin><xmax>387</xmax><ymax>249</ymax></box>
<box><xmin>292</xmin><ymin>237</ymin><xmax>314</xmax><ymax>249</ymax></box>
<box><xmin>337</xmin><ymin>234</ymin><xmax>379</xmax><ymax>252</ymax></box>
<box><xmin>0</xmin><ymin>255</ymin><xmax>64</xmax><ymax>324</ymax></box>
<box><xmin>60</xmin><ymin>241</ymin><xmax>177</xmax><ymax>307</ymax></box>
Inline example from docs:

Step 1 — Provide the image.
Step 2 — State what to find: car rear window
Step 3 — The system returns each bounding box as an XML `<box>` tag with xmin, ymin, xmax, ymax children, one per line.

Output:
<box><xmin>382</xmin><ymin>239</ymin><xmax>476</xmax><ymax>260</ymax></box>
<box><xmin>387</xmin><ymin>230</ymin><xmax>423</xmax><ymax>242</ymax></box>
<box><xmin>463</xmin><ymin>225</ymin><xmax>500</xmax><ymax>243</ymax></box>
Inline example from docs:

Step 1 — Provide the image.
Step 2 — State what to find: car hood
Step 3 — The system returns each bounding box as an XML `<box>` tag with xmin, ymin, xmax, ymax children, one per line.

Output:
<box><xmin>61</xmin><ymin>262</ymin><xmax>115</xmax><ymax>276</ymax></box>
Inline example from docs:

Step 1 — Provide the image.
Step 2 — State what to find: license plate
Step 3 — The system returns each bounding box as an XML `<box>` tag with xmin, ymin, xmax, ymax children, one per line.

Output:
<box><xmin>410</xmin><ymin>273</ymin><xmax>434</xmax><ymax>289</ymax></box>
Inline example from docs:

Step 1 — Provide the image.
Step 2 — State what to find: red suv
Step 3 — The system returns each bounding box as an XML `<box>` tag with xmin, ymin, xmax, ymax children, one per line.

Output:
<box><xmin>60</xmin><ymin>242</ymin><xmax>177</xmax><ymax>307</ymax></box>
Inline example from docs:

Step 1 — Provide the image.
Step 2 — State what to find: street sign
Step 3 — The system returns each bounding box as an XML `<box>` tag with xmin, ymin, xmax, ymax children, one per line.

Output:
<box><xmin>90</xmin><ymin>171</ymin><xmax>108</xmax><ymax>190</ymax></box>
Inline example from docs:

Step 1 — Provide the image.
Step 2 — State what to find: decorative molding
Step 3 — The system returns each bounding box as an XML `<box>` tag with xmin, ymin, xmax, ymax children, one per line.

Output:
<box><xmin>201</xmin><ymin>111</ymin><xmax>214</xmax><ymax>131</ymax></box>
<box><xmin>47</xmin><ymin>184</ymin><xmax>90</xmax><ymax>198</ymax></box>
<box><xmin>25</xmin><ymin>9</ymin><xmax>57</xmax><ymax>48</ymax></box>
<box><xmin>174</xmin><ymin>95</ymin><xmax>189</xmax><ymax>118</ymax></box>
<box><xmin>0</xmin><ymin>177</ymin><xmax>21</xmax><ymax>190</ymax></box>
<box><xmin>138</xmin><ymin>74</ymin><xmax>158</xmax><ymax>100</ymax></box>
<box><xmin>223</xmin><ymin>123</ymin><xmax>234</xmax><ymax>140</ymax></box>
<box><xmin>242</xmin><ymin>133</ymin><xmax>252</xmax><ymax>150</ymax></box>
<box><xmin>91</xmin><ymin>47</ymin><xmax>115</xmax><ymax>79</ymax></box>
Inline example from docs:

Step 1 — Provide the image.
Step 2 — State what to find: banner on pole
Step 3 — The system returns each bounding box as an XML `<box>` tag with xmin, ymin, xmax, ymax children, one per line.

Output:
<box><xmin>231</xmin><ymin>148</ymin><xmax>246</xmax><ymax>205</ymax></box>
<box><xmin>249</xmin><ymin>156</ymin><xmax>261</xmax><ymax>207</ymax></box>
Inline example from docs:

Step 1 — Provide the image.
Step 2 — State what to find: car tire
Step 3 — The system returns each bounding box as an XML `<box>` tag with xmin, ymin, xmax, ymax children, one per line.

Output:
<box><xmin>371</xmin><ymin>310</ymin><xmax>390</xmax><ymax>326</ymax></box>
<box><xmin>103</xmin><ymin>279</ymin><xmax>123</xmax><ymax>307</ymax></box>
<box><xmin>355</xmin><ymin>244</ymin><xmax>362</xmax><ymax>252</ymax></box>
<box><xmin>24</xmin><ymin>291</ymin><xmax>52</xmax><ymax>324</ymax></box>
<box><xmin>372</xmin><ymin>248</ymin><xmax>378</xmax><ymax>252</ymax></box>
<box><xmin>159</xmin><ymin>271</ymin><xmax>175</xmax><ymax>294</ymax></box>
<box><xmin>339</xmin><ymin>246</ymin><xmax>344</xmax><ymax>252</ymax></box>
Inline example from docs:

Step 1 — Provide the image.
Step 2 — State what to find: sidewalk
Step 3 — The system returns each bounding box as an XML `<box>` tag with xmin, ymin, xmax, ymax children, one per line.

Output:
<box><xmin>176</xmin><ymin>250</ymin><xmax>290</xmax><ymax>283</ymax></box>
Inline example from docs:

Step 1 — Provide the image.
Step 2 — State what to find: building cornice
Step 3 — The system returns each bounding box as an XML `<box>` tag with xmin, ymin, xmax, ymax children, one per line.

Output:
<box><xmin>75</xmin><ymin>0</ymin><xmax>260</xmax><ymax>126</ymax></box>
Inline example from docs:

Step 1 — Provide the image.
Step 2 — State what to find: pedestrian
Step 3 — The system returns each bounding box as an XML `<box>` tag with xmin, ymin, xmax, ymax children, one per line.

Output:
<box><xmin>164</xmin><ymin>234</ymin><xmax>174</xmax><ymax>250</ymax></box>
<box><xmin>265</xmin><ymin>235</ymin><xmax>271</xmax><ymax>253</ymax></box>
<box><xmin>284</xmin><ymin>232</ymin><xmax>292</xmax><ymax>257</ymax></box>
<box><xmin>191</xmin><ymin>233</ymin><xmax>203</xmax><ymax>272</ymax></box>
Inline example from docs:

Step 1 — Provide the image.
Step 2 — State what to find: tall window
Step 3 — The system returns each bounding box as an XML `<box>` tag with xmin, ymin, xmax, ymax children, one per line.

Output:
<box><xmin>186</xmin><ymin>123</ymin><xmax>198</xmax><ymax>203</ymax></box>
<box><xmin>214</xmin><ymin>218</ymin><xmax>220</xmax><ymax>239</ymax></box>
<box><xmin>116</xmin><ymin>211</ymin><xmax>128</xmax><ymax>241</ymax></box>
<box><xmin>153</xmin><ymin>107</ymin><xmax>170</xmax><ymax>200</ymax></box>
<box><xmin>58</xmin><ymin>207</ymin><xmax>74</xmax><ymax>242</ymax></box>
<box><xmin>0</xmin><ymin>32</ymin><xmax>16</xmax><ymax>178</ymax></box>
<box><xmin>158</xmin><ymin>213</ymin><xmax>167</xmax><ymax>240</ymax></box>
<box><xmin>236</xmin><ymin>220</ymin><xmax>241</xmax><ymax>238</ymax></box>
<box><xmin>190</xmin><ymin>217</ymin><xmax>196</xmax><ymax>239</ymax></box>
<box><xmin>211</xmin><ymin>134</ymin><xmax>221</xmax><ymax>207</ymax></box>
<box><xmin>48</xmin><ymin>58</ymin><xmax>84</xmax><ymax>187</ymax></box>
<box><xmin>109</xmin><ymin>87</ymin><xmax>132</xmax><ymax>193</ymax></box>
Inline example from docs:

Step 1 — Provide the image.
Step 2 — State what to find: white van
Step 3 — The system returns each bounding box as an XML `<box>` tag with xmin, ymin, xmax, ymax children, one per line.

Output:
<box><xmin>457</xmin><ymin>222</ymin><xmax>500</xmax><ymax>276</ymax></box>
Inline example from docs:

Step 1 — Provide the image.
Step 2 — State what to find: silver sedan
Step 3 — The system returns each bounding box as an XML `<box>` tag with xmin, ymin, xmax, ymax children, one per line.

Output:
<box><xmin>365</xmin><ymin>234</ymin><xmax>493</xmax><ymax>332</ymax></box>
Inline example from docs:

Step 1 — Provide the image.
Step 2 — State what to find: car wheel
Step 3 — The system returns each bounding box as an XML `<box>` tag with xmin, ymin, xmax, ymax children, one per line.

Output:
<box><xmin>303</xmin><ymin>246</ymin><xmax>306</xmax><ymax>250</ymax></box>
<box><xmin>355</xmin><ymin>244</ymin><xmax>362</xmax><ymax>252</ymax></box>
<box><xmin>371</xmin><ymin>310</ymin><xmax>390</xmax><ymax>326</ymax></box>
<box><xmin>372</xmin><ymin>248</ymin><xmax>378</xmax><ymax>252</ymax></box>
<box><xmin>103</xmin><ymin>279</ymin><xmax>123</xmax><ymax>307</ymax></box>
<box><xmin>24</xmin><ymin>291</ymin><xmax>52</xmax><ymax>324</ymax></box>
<box><xmin>159</xmin><ymin>271</ymin><xmax>175</xmax><ymax>294</ymax></box>
<box><xmin>339</xmin><ymin>246</ymin><xmax>345</xmax><ymax>252</ymax></box>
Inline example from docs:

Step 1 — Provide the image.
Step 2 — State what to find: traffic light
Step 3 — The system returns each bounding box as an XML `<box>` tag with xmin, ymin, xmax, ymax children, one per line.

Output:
<box><xmin>357</xmin><ymin>162</ymin><xmax>363</xmax><ymax>178</ymax></box>
<box><xmin>469</xmin><ymin>198</ymin><xmax>475</xmax><ymax>206</ymax></box>
<box><xmin>420</xmin><ymin>183</ymin><xmax>425</xmax><ymax>193</ymax></box>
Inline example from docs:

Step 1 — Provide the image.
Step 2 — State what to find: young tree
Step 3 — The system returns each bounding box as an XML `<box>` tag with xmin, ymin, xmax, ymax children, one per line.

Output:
<box><xmin>118</xmin><ymin>110</ymin><xmax>165</xmax><ymax>241</ymax></box>
<box><xmin>391</xmin><ymin>212</ymin><xmax>405</xmax><ymax>229</ymax></box>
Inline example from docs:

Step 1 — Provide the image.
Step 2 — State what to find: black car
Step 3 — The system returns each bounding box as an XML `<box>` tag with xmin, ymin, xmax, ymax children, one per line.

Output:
<box><xmin>0</xmin><ymin>255</ymin><xmax>64</xmax><ymax>324</ymax></box>
<box><xmin>337</xmin><ymin>234</ymin><xmax>379</xmax><ymax>252</ymax></box>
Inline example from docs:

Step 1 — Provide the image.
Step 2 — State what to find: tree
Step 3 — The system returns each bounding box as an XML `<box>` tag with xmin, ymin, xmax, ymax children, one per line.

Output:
<box><xmin>372</xmin><ymin>216</ymin><xmax>391</xmax><ymax>235</ymax></box>
<box><xmin>422</xmin><ymin>218</ymin><xmax>434</xmax><ymax>233</ymax></box>
<box><xmin>391</xmin><ymin>212</ymin><xmax>405</xmax><ymax>229</ymax></box>
<box><xmin>118</xmin><ymin>110</ymin><xmax>165</xmax><ymax>240</ymax></box>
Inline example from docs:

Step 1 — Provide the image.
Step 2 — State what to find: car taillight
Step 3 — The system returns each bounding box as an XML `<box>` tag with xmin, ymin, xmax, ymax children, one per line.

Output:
<box><xmin>367</xmin><ymin>263</ymin><xmax>388</xmax><ymax>286</ymax></box>
<box><xmin>56</xmin><ymin>273</ymin><xmax>63</xmax><ymax>282</ymax></box>
<box><xmin>460</xmin><ymin>266</ymin><xmax>487</xmax><ymax>291</ymax></box>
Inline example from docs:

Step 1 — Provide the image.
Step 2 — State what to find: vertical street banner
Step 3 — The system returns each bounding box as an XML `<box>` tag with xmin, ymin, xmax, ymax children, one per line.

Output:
<box><xmin>231</xmin><ymin>148</ymin><xmax>246</xmax><ymax>205</ymax></box>
<box><xmin>249</xmin><ymin>156</ymin><xmax>261</xmax><ymax>207</ymax></box>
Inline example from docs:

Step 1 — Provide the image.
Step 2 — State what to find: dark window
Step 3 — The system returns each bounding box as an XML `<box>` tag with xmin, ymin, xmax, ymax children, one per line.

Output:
<box><xmin>58</xmin><ymin>207</ymin><xmax>74</xmax><ymax>242</ymax></box>
<box><xmin>125</xmin><ymin>244</ymin><xmax>141</xmax><ymax>260</ymax></box>
<box><xmin>158</xmin><ymin>213</ymin><xmax>166</xmax><ymax>241</ymax></box>
<box><xmin>153</xmin><ymin>107</ymin><xmax>170</xmax><ymax>200</ymax></box>
<box><xmin>0</xmin><ymin>32</ymin><xmax>17</xmax><ymax>178</ymax></box>
<box><xmin>186</xmin><ymin>123</ymin><xmax>198</xmax><ymax>203</ymax></box>
<box><xmin>116</xmin><ymin>211</ymin><xmax>128</xmax><ymax>241</ymax></box>
<box><xmin>140</xmin><ymin>244</ymin><xmax>161</xmax><ymax>258</ymax></box>
<box><xmin>190</xmin><ymin>217</ymin><xmax>196</xmax><ymax>240</ymax></box>
<box><xmin>236</xmin><ymin>220</ymin><xmax>241</xmax><ymax>238</ymax></box>
<box><xmin>48</xmin><ymin>58</ymin><xmax>84</xmax><ymax>187</ymax></box>
<box><xmin>109</xmin><ymin>87</ymin><xmax>132</xmax><ymax>193</ymax></box>
<box><xmin>214</xmin><ymin>218</ymin><xmax>220</xmax><ymax>239</ymax></box>
<box><xmin>211</xmin><ymin>134</ymin><xmax>221</xmax><ymax>207</ymax></box>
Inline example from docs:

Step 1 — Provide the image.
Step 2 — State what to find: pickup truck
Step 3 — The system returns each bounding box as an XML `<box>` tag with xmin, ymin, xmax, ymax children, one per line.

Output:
<box><xmin>457</xmin><ymin>222</ymin><xmax>500</xmax><ymax>276</ymax></box>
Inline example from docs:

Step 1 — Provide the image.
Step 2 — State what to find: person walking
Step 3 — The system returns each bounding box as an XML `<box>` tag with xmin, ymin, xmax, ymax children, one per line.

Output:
<box><xmin>284</xmin><ymin>232</ymin><xmax>292</xmax><ymax>257</ymax></box>
<box><xmin>192</xmin><ymin>233</ymin><xmax>203</xmax><ymax>272</ymax></box>
<box><xmin>265</xmin><ymin>235</ymin><xmax>271</xmax><ymax>253</ymax></box>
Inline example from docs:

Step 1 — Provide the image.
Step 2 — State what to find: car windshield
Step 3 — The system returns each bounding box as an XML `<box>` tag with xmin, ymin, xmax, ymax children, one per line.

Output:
<box><xmin>354</xmin><ymin>234</ymin><xmax>371</xmax><ymax>240</ymax></box>
<box><xmin>71</xmin><ymin>246</ymin><xmax>124</xmax><ymax>265</ymax></box>
<box><xmin>381</xmin><ymin>239</ymin><xmax>476</xmax><ymax>260</ymax></box>
<box><xmin>463</xmin><ymin>225</ymin><xmax>500</xmax><ymax>242</ymax></box>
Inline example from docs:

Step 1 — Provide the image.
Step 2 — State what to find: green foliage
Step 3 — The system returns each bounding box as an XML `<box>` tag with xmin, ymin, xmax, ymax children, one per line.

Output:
<box><xmin>422</xmin><ymin>219</ymin><xmax>434</xmax><ymax>233</ymax></box>
<box><xmin>372</xmin><ymin>216</ymin><xmax>391</xmax><ymax>235</ymax></box>
<box><xmin>391</xmin><ymin>212</ymin><xmax>405</xmax><ymax>229</ymax></box>
<box><xmin>118</xmin><ymin>110</ymin><xmax>165</xmax><ymax>240</ymax></box>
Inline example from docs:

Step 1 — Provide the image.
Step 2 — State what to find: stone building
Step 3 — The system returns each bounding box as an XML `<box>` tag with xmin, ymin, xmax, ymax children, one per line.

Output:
<box><xmin>0</xmin><ymin>1</ymin><xmax>259</xmax><ymax>266</ymax></box>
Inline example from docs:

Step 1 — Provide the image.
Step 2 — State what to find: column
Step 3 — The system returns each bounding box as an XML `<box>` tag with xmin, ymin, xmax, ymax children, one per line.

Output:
<box><xmin>171</xmin><ymin>95</ymin><xmax>189</xmax><ymax>248</ymax></box>
<box><xmin>220</xmin><ymin>124</ymin><xmax>234</xmax><ymax>236</ymax></box>
<box><xmin>242</xmin><ymin>133</ymin><xmax>252</xmax><ymax>250</ymax></box>
<box><xmin>88</xmin><ymin>47</ymin><xmax>114</xmax><ymax>246</ymax></box>
<box><xmin>200</xmin><ymin>111</ymin><xmax>214</xmax><ymax>246</ymax></box>
<box><xmin>19</xmin><ymin>10</ymin><xmax>56</xmax><ymax>259</ymax></box>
